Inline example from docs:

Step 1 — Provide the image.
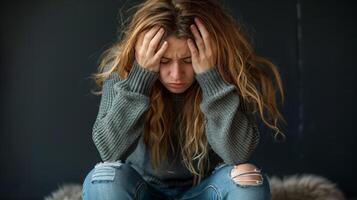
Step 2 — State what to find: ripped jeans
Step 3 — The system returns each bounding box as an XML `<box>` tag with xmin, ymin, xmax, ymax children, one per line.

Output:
<box><xmin>81</xmin><ymin>161</ymin><xmax>271</xmax><ymax>200</ymax></box>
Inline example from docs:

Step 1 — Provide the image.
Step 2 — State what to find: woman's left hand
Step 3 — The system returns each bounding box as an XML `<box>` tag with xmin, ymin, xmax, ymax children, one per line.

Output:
<box><xmin>187</xmin><ymin>17</ymin><xmax>218</xmax><ymax>74</ymax></box>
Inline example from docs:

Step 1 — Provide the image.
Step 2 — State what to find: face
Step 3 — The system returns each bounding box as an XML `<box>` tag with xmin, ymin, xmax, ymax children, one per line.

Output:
<box><xmin>158</xmin><ymin>35</ymin><xmax>195</xmax><ymax>94</ymax></box>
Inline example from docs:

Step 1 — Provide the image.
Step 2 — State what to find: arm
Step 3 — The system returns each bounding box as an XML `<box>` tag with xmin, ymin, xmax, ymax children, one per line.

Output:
<box><xmin>195</xmin><ymin>67</ymin><xmax>260</xmax><ymax>165</ymax></box>
<box><xmin>92</xmin><ymin>60</ymin><xmax>158</xmax><ymax>162</ymax></box>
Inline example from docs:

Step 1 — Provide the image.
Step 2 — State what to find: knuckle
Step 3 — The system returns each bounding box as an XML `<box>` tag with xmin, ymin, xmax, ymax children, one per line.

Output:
<box><xmin>203</xmin><ymin>35</ymin><xmax>210</xmax><ymax>40</ymax></box>
<box><xmin>136</xmin><ymin>51</ymin><xmax>143</xmax><ymax>57</ymax></box>
<box><xmin>148</xmin><ymin>40</ymin><xmax>158</xmax><ymax>50</ymax></box>
<box><xmin>147</xmin><ymin>46</ymin><xmax>155</xmax><ymax>53</ymax></box>
<box><xmin>144</xmin><ymin>33</ymin><xmax>151</xmax><ymax>41</ymax></box>
<box><xmin>148</xmin><ymin>40</ymin><xmax>155</xmax><ymax>48</ymax></box>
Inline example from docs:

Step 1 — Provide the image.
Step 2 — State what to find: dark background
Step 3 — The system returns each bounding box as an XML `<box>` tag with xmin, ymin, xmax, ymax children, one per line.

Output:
<box><xmin>1</xmin><ymin>0</ymin><xmax>356</xmax><ymax>199</ymax></box>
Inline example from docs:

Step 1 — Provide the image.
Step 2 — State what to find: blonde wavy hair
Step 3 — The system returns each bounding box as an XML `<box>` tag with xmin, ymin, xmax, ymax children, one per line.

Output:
<box><xmin>91</xmin><ymin>0</ymin><xmax>286</xmax><ymax>185</ymax></box>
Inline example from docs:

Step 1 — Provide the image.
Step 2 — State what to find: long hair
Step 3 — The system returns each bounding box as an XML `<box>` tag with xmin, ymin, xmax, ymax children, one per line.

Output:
<box><xmin>91</xmin><ymin>0</ymin><xmax>286</xmax><ymax>185</ymax></box>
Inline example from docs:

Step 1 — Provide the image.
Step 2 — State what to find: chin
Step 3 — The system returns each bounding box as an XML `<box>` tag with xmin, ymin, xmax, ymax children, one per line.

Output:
<box><xmin>167</xmin><ymin>87</ymin><xmax>188</xmax><ymax>93</ymax></box>
<box><xmin>162</xmin><ymin>81</ymin><xmax>194</xmax><ymax>94</ymax></box>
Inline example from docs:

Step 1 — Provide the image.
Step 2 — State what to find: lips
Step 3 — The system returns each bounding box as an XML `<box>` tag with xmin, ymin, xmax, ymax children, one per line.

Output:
<box><xmin>168</xmin><ymin>83</ymin><xmax>186</xmax><ymax>88</ymax></box>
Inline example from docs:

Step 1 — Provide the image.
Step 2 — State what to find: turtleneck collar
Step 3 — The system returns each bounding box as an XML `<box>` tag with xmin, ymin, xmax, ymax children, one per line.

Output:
<box><xmin>161</xmin><ymin>84</ymin><xmax>189</xmax><ymax>102</ymax></box>
<box><xmin>169</xmin><ymin>92</ymin><xmax>187</xmax><ymax>102</ymax></box>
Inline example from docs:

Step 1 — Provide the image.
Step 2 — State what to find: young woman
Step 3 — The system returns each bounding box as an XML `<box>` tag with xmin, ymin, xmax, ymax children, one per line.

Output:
<box><xmin>82</xmin><ymin>0</ymin><xmax>285</xmax><ymax>199</ymax></box>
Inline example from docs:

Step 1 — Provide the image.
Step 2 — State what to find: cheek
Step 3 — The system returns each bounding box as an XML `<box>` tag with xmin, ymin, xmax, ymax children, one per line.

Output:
<box><xmin>185</xmin><ymin>65</ymin><xmax>195</xmax><ymax>80</ymax></box>
<box><xmin>158</xmin><ymin>67</ymin><xmax>168</xmax><ymax>81</ymax></box>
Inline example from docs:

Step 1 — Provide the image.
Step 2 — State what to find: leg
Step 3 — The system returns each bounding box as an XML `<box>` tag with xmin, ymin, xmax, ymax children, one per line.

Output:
<box><xmin>178</xmin><ymin>162</ymin><xmax>271</xmax><ymax>200</ymax></box>
<box><xmin>226</xmin><ymin>163</ymin><xmax>271</xmax><ymax>200</ymax></box>
<box><xmin>230</xmin><ymin>163</ymin><xmax>263</xmax><ymax>186</ymax></box>
<box><xmin>81</xmin><ymin>160</ymin><xmax>165</xmax><ymax>200</ymax></box>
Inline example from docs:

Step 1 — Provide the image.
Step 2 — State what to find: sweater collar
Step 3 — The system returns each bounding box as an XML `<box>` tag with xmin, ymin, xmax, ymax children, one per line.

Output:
<box><xmin>170</xmin><ymin>92</ymin><xmax>186</xmax><ymax>102</ymax></box>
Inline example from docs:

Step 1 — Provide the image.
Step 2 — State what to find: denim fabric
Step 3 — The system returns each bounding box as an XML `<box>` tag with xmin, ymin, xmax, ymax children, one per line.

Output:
<box><xmin>82</xmin><ymin>161</ymin><xmax>271</xmax><ymax>200</ymax></box>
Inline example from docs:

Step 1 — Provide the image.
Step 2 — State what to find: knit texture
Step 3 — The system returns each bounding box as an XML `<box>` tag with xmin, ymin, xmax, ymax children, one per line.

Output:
<box><xmin>92</xmin><ymin>61</ymin><xmax>260</xmax><ymax>187</ymax></box>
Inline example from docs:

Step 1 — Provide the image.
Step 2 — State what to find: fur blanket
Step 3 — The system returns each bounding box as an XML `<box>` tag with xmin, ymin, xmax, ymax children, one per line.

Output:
<box><xmin>269</xmin><ymin>174</ymin><xmax>345</xmax><ymax>200</ymax></box>
<box><xmin>45</xmin><ymin>174</ymin><xmax>346</xmax><ymax>200</ymax></box>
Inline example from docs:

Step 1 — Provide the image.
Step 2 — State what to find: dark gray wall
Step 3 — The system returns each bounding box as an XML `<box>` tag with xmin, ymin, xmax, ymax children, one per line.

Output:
<box><xmin>1</xmin><ymin>0</ymin><xmax>356</xmax><ymax>199</ymax></box>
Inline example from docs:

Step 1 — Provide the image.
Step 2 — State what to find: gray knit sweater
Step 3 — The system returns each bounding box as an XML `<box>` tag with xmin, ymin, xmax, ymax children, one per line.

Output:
<box><xmin>92</xmin><ymin>60</ymin><xmax>260</xmax><ymax>187</ymax></box>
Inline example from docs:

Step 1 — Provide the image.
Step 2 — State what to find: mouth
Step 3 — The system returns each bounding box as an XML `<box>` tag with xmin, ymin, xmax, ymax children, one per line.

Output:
<box><xmin>168</xmin><ymin>83</ymin><xmax>186</xmax><ymax>89</ymax></box>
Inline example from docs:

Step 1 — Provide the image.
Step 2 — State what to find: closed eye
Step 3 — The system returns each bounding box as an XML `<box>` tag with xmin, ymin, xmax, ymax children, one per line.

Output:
<box><xmin>160</xmin><ymin>58</ymin><xmax>191</xmax><ymax>64</ymax></box>
<box><xmin>161</xmin><ymin>60</ymin><xmax>191</xmax><ymax>64</ymax></box>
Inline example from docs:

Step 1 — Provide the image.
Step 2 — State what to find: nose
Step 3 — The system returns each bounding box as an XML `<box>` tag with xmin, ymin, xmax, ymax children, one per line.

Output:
<box><xmin>169</xmin><ymin>63</ymin><xmax>183</xmax><ymax>80</ymax></box>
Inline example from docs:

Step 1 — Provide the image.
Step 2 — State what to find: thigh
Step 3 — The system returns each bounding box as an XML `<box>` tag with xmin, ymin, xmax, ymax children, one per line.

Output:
<box><xmin>81</xmin><ymin>161</ymin><xmax>165</xmax><ymax>200</ymax></box>
<box><xmin>179</xmin><ymin>164</ymin><xmax>271</xmax><ymax>200</ymax></box>
<box><xmin>178</xmin><ymin>164</ymin><xmax>228</xmax><ymax>200</ymax></box>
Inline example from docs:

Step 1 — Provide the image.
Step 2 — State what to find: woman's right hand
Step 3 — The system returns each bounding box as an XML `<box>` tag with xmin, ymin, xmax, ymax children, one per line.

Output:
<box><xmin>134</xmin><ymin>25</ymin><xmax>168</xmax><ymax>73</ymax></box>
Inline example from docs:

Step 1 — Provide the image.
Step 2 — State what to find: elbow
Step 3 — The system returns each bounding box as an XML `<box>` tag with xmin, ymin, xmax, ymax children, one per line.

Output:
<box><xmin>219</xmin><ymin>125</ymin><xmax>260</xmax><ymax>165</ymax></box>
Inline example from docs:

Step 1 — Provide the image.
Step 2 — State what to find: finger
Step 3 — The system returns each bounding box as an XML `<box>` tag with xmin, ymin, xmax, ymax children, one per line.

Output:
<box><xmin>194</xmin><ymin>17</ymin><xmax>212</xmax><ymax>52</ymax></box>
<box><xmin>190</xmin><ymin>24</ymin><xmax>205</xmax><ymax>54</ymax></box>
<box><xmin>142</xmin><ymin>25</ymin><xmax>161</xmax><ymax>53</ymax></box>
<box><xmin>135</xmin><ymin>31</ymin><xmax>145</xmax><ymax>51</ymax></box>
<box><xmin>187</xmin><ymin>38</ymin><xmax>198</xmax><ymax>61</ymax></box>
<box><xmin>153</xmin><ymin>41</ymin><xmax>168</xmax><ymax>61</ymax></box>
<box><xmin>147</xmin><ymin>27</ymin><xmax>165</xmax><ymax>57</ymax></box>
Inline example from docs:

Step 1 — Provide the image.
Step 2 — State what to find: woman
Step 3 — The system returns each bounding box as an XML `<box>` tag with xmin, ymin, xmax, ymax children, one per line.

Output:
<box><xmin>82</xmin><ymin>0</ymin><xmax>285</xmax><ymax>199</ymax></box>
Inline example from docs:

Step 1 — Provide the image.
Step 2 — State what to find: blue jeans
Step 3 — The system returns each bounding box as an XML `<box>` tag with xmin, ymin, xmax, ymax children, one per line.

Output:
<box><xmin>82</xmin><ymin>161</ymin><xmax>271</xmax><ymax>200</ymax></box>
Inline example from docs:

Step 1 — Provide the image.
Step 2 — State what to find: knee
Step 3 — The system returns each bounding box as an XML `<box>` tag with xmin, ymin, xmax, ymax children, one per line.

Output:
<box><xmin>83</xmin><ymin>161</ymin><xmax>125</xmax><ymax>188</ymax></box>
<box><xmin>82</xmin><ymin>161</ymin><xmax>139</xmax><ymax>199</ymax></box>
<box><xmin>230</xmin><ymin>163</ymin><xmax>263</xmax><ymax>186</ymax></box>
<box><xmin>89</xmin><ymin>161</ymin><xmax>140</xmax><ymax>185</ymax></box>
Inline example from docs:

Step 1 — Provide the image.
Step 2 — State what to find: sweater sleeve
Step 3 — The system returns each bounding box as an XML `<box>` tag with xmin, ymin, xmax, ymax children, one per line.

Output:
<box><xmin>195</xmin><ymin>67</ymin><xmax>260</xmax><ymax>165</ymax></box>
<box><xmin>92</xmin><ymin>60</ymin><xmax>159</xmax><ymax>162</ymax></box>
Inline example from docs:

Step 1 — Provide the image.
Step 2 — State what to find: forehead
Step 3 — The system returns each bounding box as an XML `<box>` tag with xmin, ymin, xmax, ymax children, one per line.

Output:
<box><xmin>162</xmin><ymin>35</ymin><xmax>190</xmax><ymax>58</ymax></box>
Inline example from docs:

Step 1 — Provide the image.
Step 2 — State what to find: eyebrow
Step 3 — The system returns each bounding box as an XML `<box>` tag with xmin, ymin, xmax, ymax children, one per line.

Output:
<box><xmin>161</xmin><ymin>56</ymin><xmax>191</xmax><ymax>59</ymax></box>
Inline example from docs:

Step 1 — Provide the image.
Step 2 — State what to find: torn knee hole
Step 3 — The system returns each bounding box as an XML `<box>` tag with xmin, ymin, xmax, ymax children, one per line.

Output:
<box><xmin>230</xmin><ymin>164</ymin><xmax>263</xmax><ymax>185</ymax></box>
<box><xmin>94</xmin><ymin>160</ymin><xmax>124</xmax><ymax>168</ymax></box>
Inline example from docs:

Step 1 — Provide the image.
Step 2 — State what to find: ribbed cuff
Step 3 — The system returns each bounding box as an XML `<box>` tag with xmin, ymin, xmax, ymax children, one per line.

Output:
<box><xmin>125</xmin><ymin>60</ymin><xmax>159</xmax><ymax>95</ymax></box>
<box><xmin>195</xmin><ymin>67</ymin><xmax>232</xmax><ymax>97</ymax></box>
